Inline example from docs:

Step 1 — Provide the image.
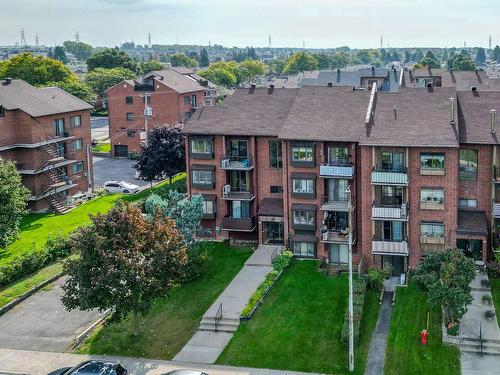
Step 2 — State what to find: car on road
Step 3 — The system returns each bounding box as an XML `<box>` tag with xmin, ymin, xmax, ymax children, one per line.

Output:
<box><xmin>103</xmin><ymin>180</ymin><xmax>140</xmax><ymax>194</ymax></box>
<box><xmin>162</xmin><ymin>371</ymin><xmax>208</xmax><ymax>375</ymax></box>
<box><xmin>48</xmin><ymin>360</ymin><xmax>127</xmax><ymax>375</ymax></box>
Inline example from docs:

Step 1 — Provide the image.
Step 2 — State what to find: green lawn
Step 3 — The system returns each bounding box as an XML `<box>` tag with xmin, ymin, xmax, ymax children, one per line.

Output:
<box><xmin>92</xmin><ymin>142</ymin><xmax>111</xmax><ymax>153</ymax></box>
<box><xmin>0</xmin><ymin>262</ymin><xmax>63</xmax><ymax>308</ymax></box>
<box><xmin>384</xmin><ymin>283</ymin><xmax>461</xmax><ymax>375</ymax></box>
<box><xmin>217</xmin><ymin>260</ymin><xmax>380</xmax><ymax>375</ymax></box>
<box><xmin>491</xmin><ymin>278</ymin><xmax>500</xmax><ymax>328</ymax></box>
<box><xmin>77</xmin><ymin>242</ymin><xmax>252</xmax><ymax>359</ymax></box>
<box><xmin>0</xmin><ymin>174</ymin><xmax>185</xmax><ymax>267</ymax></box>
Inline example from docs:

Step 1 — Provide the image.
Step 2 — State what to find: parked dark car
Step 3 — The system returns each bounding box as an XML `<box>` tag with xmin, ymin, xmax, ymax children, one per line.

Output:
<box><xmin>48</xmin><ymin>361</ymin><xmax>127</xmax><ymax>375</ymax></box>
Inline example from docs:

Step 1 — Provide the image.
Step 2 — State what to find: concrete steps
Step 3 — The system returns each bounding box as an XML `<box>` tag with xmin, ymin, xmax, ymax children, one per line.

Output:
<box><xmin>461</xmin><ymin>337</ymin><xmax>500</xmax><ymax>355</ymax></box>
<box><xmin>198</xmin><ymin>316</ymin><xmax>239</xmax><ymax>333</ymax></box>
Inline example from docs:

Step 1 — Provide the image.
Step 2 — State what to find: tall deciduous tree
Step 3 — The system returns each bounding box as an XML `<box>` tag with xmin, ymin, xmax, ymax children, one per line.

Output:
<box><xmin>493</xmin><ymin>45</ymin><xmax>500</xmax><ymax>62</ymax></box>
<box><xmin>63</xmin><ymin>41</ymin><xmax>93</xmax><ymax>61</ymax></box>
<box><xmin>447</xmin><ymin>54</ymin><xmax>476</xmax><ymax>71</ymax></box>
<box><xmin>475</xmin><ymin>47</ymin><xmax>486</xmax><ymax>66</ymax></box>
<box><xmin>0</xmin><ymin>159</ymin><xmax>30</xmax><ymax>248</ymax></box>
<box><xmin>53</xmin><ymin>46</ymin><xmax>68</xmax><ymax>64</ymax></box>
<box><xmin>85</xmin><ymin>67</ymin><xmax>136</xmax><ymax>97</ymax></box>
<box><xmin>86</xmin><ymin>48</ymin><xmax>139</xmax><ymax>72</ymax></box>
<box><xmin>416</xmin><ymin>51</ymin><xmax>441</xmax><ymax>69</ymax></box>
<box><xmin>413</xmin><ymin>248</ymin><xmax>475</xmax><ymax>324</ymax></box>
<box><xmin>199</xmin><ymin>48</ymin><xmax>209</xmax><ymax>67</ymax></box>
<box><xmin>139</xmin><ymin>60</ymin><xmax>164</xmax><ymax>74</ymax></box>
<box><xmin>283</xmin><ymin>52</ymin><xmax>319</xmax><ymax>74</ymax></box>
<box><xmin>170</xmin><ymin>53</ymin><xmax>197</xmax><ymax>68</ymax></box>
<box><xmin>61</xmin><ymin>203</ymin><xmax>188</xmax><ymax>335</ymax></box>
<box><xmin>237</xmin><ymin>60</ymin><xmax>266</xmax><ymax>84</ymax></box>
<box><xmin>135</xmin><ymin>125</ymin><xmax>185</xmax><ymax>183</ymax></box>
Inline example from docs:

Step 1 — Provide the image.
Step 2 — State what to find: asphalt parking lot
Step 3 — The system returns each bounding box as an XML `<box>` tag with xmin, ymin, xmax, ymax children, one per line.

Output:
<box><xmin>92</xmin><ymin>156</ymin><xmax>151</xmax><ymax>188</ymax></box>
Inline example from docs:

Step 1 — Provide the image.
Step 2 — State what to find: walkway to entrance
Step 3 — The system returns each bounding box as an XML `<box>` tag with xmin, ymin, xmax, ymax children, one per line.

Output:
<box><xmin>173</xmin><ymin>245</ymin><xmax>279</xmax><ymax>364</ymax></box>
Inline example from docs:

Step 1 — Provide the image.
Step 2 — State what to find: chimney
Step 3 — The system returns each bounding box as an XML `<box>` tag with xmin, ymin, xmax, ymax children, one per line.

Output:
<box><xmin>249</xmin><ymin>84</ymin><xmax>256</xmax><ymax>94</ymax></box>
<box><xmin>4</xmin><ymin>78</ymin><xmax>12</xmax><ymax>85</ymax></box>
<box><xmin>450</xmin><ymin>98</ymin><xmax>456</xmax><ymax>125</ymax></box>
<box><xmin>327</xmin><ymin>82</ymin><xmax>333</xmax><ymax>87</ymax></box>
<box><xmin>371</xmin><ymin>66</ymin><xmax>375</xmax><ymax>75</ymax></box>
<box><xmin>491</xmin><ymin>109</ymin><xmax>497</xmax><ymax>133</ymax></box>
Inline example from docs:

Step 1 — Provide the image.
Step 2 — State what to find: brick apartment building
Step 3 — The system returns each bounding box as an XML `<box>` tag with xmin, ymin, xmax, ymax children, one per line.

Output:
<box><xmin>184</xmin><ymin>82</ymin><xmax>499</xmax><ymax>276</ymax></box>
<box><xmin>0</xmin><ymin>79</ymin><xmax>93</xmax><ymax>213</ymax></box>
<box><xmin>106</xmin><ymin>69</ymin><xmax>216</xmax><ymax>158</ymax></box>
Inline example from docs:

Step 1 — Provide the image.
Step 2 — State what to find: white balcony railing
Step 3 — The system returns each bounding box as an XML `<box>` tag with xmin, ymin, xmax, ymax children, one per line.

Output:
<box><xmin>372</xmin><ymin>240</ymin><xmax>409</xmax><ymax>255</ymax></box>
<box><xmin>372</xmin><ymin>204</ymin><xmax>407</xmax><ymax>220</ymax></box>
<box><xmin>494</xmin><ymin>203</ymin><xmax>500</xmax><ymax>218</ymax></box>
<box><xmin>371</xmin><ymin>170</ymin><xmax>408</xmax><ymax>185</ymax></box>
<box><xmin>320</xmin><ymin>164</ymin><xmax>354</xmax><ymax>178</ymax></box>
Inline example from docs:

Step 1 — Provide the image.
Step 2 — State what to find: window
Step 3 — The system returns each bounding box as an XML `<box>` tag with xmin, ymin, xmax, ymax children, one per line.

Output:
<box><xmin>72</xmin><ymin>162</ymin><xmax>83</xmax><ymax>174</ymax></box>
<box><xmin>125</xmin><ymin>96</ymin><xmax>133</xmax><ymax>104</ymax></box>
<box><xmin>191</xmin><ymin>139</ymin><xmax>212</xmax><ymax>154</ymax></box>
<box><xmin>191</xmin><ymin>95</ymin><xmax>197</xmax><ymax>107</ymax></box>
<box><xmin>293</xmin><ymin>242</ymin><xmax>315</xmax><ymax>257</ymax></box>
<box><xmin>292</xmin><ymin>145</ymin><xmax>314</xmax><ymax>162</ymax></box>
<box><xmin>270</xmin><ymin>186</ymin><xmax>283</xmax><ymax>193</ymax></box>
<box><xmin>184</xmin><ymin>95</ymin><xmax>191</xmax><ymax>104</ymax></box>
<box><xmin>330</xmin><ymin>244</ymin><xmax>348</xmax><ymax>264</ymax></box>
<box><xmin>71</xmin><ymin>139</ymin><xmax>83</xmax><ymax>151</ymax></box>
<box><xmin>326</xmin><ymin>179</ymin><xmax>348</xmax><ymax>201</ymax></box>
<box><xmin>328</xmin><ymin>147</ymin><xmax>349</xmax><ymax>164</ymax></box>
<box><xmin>126</xmin><ymin>113</ymin><xmax>134</xmax><ymax>121</ymax></box>
<box><xmin>420</xmin><ymin>222</ymin><xmax>444</xmax><ymax>238</ymax></box>
<box><xmin>459</xmin><ymin>149</ymin><xmax>478</xmax><ymax>181</ymax></box>
<box><xmin>420</xmin><ymin>153</ymin><xmax>445</xmax><ymax>173</ymax></box>
<box><xmin>292</xmin><ymin>178</ymin><xmax>314</xmax><ymax>194</ymax></box>
<box><xmin>382</xmin><ymin>221</ymin><xmax>404</xmax><ymax>241</ymax></box>
<box><xmin>229</xmin><ymin>140</ymin><xmax>248</xmax><ymax>157</ymax></box>
<box><xmin>293</xmin><ymin>210</ymin><xmax>315</xmax><ymax>226</ymax></box>
<box><xmin>142</xmin><ymin>96</ymin><xmax>151</xmax><ymax>104</ymax></box>
<box><xmin>0</xmin><ymin>105</ymin><xmax>5</xmax><ymax>117</ymax></box>
<box><xmin>420</xmin><ymin>188</ymin><xmax>444</xmax><ymax>209</ymax></box>
<box><xmin>53</xmin><ymin>118</ymin><xmax>65</xmax><ymax>137</ymax></box>
<box><xmin>459</xmin><ymin>199</ymin><xmax>477</xmax><ymax>209</ymax></box>
<box><xmin>324</xmin><ymin>211</ymin><xmax>348</xmax><ymax>231</ymax></box>
<box><xmin>381</xmin><ymin>151</ymin><xmax>404</xmax><ymax>171</ymax></box>
<box><xmin>127</xmin><ymin>130</ymin><xmax>136</xmax><ymax>137</ymax></box>
<box><xmin>381</xmin><ymin>186</ymin><xmax>403</xmax><ymax>205</ymax></box>
<box><xmin>231</xmin><ymin>200</ymin><xmax>251</xmax><ymax>218</ymax></box>
<box><xmin>269</xmin><ymin>140</ymin><xmax>282</xmax><ymax>169</ymax></box>
<box><xmin>202</xmin><ymin>200</ymin><xmax>214</xmax><ymax>214</ymax></box>
<box><xmin>192</xmin><ymin>170</ymin><xmax>213</xmax><ymax>185</ymax></box>
<box><xmin>70</xmin><ymin>115</ymin><xmax>81</xmax><ymax>128</ymax></box>
<box><xmin>184</xmin><ymin>112</ymin><xmax>192</xmax><ymax>122</ymax></box>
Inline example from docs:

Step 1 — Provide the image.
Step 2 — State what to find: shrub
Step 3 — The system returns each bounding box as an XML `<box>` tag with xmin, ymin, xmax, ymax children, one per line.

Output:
<box><xmin>183</xmin><ymin>245</ymin><xmax>209</xmax><ymax>282</ymax></box>
<box><xmin>341</xmin><ymin>278</ymin><xmax>367</xmax><ymax>344</ymax></box>
<box><xmin>486</xmin><ymin>261</ymin><xmax>500</xmax><ymax>279</ymax></box>
<box><xmin>272</xmin><ymin>250</ymin><xmax>293</xmax><ymax>272</ymax></box>
<box><xmin>366</xmin><ymin>268</ymin><xmax>385</xmax><ymax>290</ymax></box>
<box><xmin>447</xmin><ymin>322</ymin><xmax>460</xmax><ymax>336</ymax></box>
<box><xmin>241</xmin><ymin>270</ymin><xmax>280</xmax><ymax>317</ymax></box>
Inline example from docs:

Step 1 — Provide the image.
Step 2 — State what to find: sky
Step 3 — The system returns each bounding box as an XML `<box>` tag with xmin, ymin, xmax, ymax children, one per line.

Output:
<box><xmin>1</xmin><ymin>0</ymin><xmax>499</xmax><ymax>49</ymax></box>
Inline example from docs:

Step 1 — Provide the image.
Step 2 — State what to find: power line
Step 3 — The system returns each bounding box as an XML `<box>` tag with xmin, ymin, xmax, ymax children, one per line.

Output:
<box><xmin>20</xmin><ymin>28</ymin><xmax>27</xmax><ymax>47</ymax></box>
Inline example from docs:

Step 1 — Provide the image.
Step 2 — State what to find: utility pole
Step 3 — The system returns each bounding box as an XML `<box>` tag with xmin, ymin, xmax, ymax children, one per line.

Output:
<box><xmin>140</xmin><ymin>93</ymin><xmax>152</xmax><ymax>145</ymax></box>
<box><xmin>346</xmin><ymin>185</ymin><xmax>354</xmax><ymax>372</ymax></box>
<box><xmin>20</xmin><ymin>28</ymin><xmax>27</xmax><ymax>47</ymax></box>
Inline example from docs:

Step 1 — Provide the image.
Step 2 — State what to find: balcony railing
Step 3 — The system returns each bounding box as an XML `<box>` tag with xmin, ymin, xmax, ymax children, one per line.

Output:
<box><xmin>319</xmin><ymin>162</ymin><xmax>354</xmax><ymax>178</ymax></box>
<box><xmin>420</xmin><ymin>167</ymin><xmax>445</xmax><ymax>176</ymax></box>
<box><xmin>321</xmin><ymin>229</ymin><xmax>350</xmax><ymax>243</ymax></box>
<box><xmin>420</xmin><ymin>235</ymin><xmax>445</xmax><ymax>245</ymax></box>
<box><xmin>372</xmin><ymin>203</ymin><xmax>408</xmax><ymax>220</ymax></box>
<box><xmin>221</xmin><ymin>216</ymin><xmax>256</xmax><ymax>232</ymax></box>
<box><xmin>494</xmin><ymin>202</ymin><xmax>500</xmax><ymax>218</ymax></box>
<box><xmin>320</xmin><ymin>195</ymin><xmax>349</xmax><ymax>211</ymax></box>
<box><xmin>220</xmin><ymin>155</ymin><xmax>253</xmax><ymax>170</ymax></box>
<box><xmin>221</xmin><ymin>185</ymin><xmax>255</xmax><ymax>200</ymax></box>
<box><xmin>372</xmin><ymin>237</ymin><xmax>409</xmax><ymax>255</ymax></box>
<box><xmin>134</xmin><ymin>83</ymin><xmax>155</xmax><ymax>91</ymax></box>
<box><xmin>371</xmin><ymin>167</ymin><xmax>408</xmax><ymax>185</ymax></box>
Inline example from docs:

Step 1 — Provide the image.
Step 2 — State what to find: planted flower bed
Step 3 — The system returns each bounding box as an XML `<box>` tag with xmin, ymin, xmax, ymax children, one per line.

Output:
<box><xmin>341</xmin><ymin>277</ymin><xmax>367</xmax><ymax>344</ymax></box>
<box><xmin>240</xmin><ymin>250</ymin><xmax>293</xmax><ymax>320</ymax></box>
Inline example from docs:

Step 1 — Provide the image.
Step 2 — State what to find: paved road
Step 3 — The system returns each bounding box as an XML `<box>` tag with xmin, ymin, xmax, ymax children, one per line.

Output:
<box><xmin>91</xmin><ymin>117</ymin><xmax>109</xmax><ymax>141</ymax></box>
<box><xmin>0</xmin><ymin>278</ymin><xmax>104</xmax><ymax>352</ymax></box>
<box><xmin>93</xmin><ymin>156</ymin><xmax>150</xmax><ymax>188</ymax></box>
<box><xmin>0</xmin><ymin>348</ymin><xmax>324</xmax><ymax>375</ymax></box>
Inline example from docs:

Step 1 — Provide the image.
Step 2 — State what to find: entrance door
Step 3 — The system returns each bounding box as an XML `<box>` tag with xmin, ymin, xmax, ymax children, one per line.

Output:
<box><xmin>382</xmin><ymin>255</ymin><xmax>405</xmax><ymax>276</ymax></box>
<box><xmin>457</xmin><ymin>239</ymin><xmax>482</xmax><ymax>260</ymax></box>
<box><xmin>264</xmin><ymin>222</ymin><xmax>284</xmax><ymax>245</ymax></box>
<box><xmin>114</xmin><ymin>145</ymin><xmax>128</xmax><ymax>158</ymax></box>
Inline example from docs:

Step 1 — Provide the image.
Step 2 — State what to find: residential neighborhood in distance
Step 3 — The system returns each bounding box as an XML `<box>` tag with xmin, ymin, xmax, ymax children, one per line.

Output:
<box><xmin>0</xmin><ymin>2</ymin><xmax>500</xmax><ymax>375</ymax></box>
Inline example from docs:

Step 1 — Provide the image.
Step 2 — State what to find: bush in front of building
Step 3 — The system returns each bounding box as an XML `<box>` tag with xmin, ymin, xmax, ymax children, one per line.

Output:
<box><xmin>272</xmin><ymin>250</ymin><xmax>293</xmax><ymax>273</ymax></box>
<box><xmin>366</xmin><ymin>267</ymin><xmax>386</xmax><ymax>290</ymax></box>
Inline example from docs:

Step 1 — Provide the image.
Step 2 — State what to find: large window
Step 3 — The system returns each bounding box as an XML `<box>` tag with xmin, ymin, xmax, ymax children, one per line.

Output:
<box><xmin>269</xmin><ymin>140</ymin><xmax>282</xmax><ymax>169</ymax></box>
<box><xmin>53</xmin><ymin>118</ymin><xmax>65</xmax><ymax>137</ymax></box>
<box><xmin>381</xmin><ymin>151</ymin><xmax>404</xmax><ymax>171</ymax></box>
<box><xmin>191</xmin><ymin>139</ymin><xmax>212</xmax><ymax>155</ymax></box>
<box><xmin>202</xmin><ymin>200</ymin><xmax>215</xmax><ymax>215</ymax></box>
<box><xmin>292</xmin><ymin>178</ymin><xmax>314</xmax><ymax>194</ymax></box>
<box><xmin>72</xmin><ymin>162</ymin><xmax>83</xmax><ymax>174</ymax></box>
<box><xmin>459</xmin><ymin>149</ymin><xmax>478</xmax><ymax>181</ymax></box>
<box><xmin>381</xmin><ymin>186</ymin><xmax>403</xmax><ymax>206</ymax></box>
<box><xmin>420</xmin><ymin>222</ymin><xmax>444</xmax><ymax>238</ymax></box>
<box><xmin>292</xmin><ymin>146</ymin><xmax>314</xmax><ymax>162</ymax></box>
<box><xmin>420</xmin><ymin>153</ymin><xmax>445</xmax><ymax>173</ymax></box>
<box><xmin>326</xmin><ymin>179</ymin><xmax>348</xmax><ymax>201</ymax></box>
<box><xmin>330</xmin><ymin>244</ymin><xmax>348</xmax><ymax>264</ymax></box>
<box><xmin>192</xmin><ymin>170</ymin><xmax>213</xmax><ymax>185</ymax></box>
<box><xmin>71</xmin><ymin>139</ymin><xmax>83</xmax><ymax>151</ymax></box>
<box><xmin>293</xmin><ymin>210</ymin><xmax>315</xmax><ymax>226</ymax></box>
<box><xmin>458</xmin><ymin>199</ymin><xmax>477</xmax><ymax>209</ymax></box>
<box><xmin>292</xmin><ymin>242</ymin><xmax>315</xmax><ymax>257</ymax></box>
<box><xmin>70</xmin><ymin>115</ymin><xmax>81</xmax><ymax>128</ymax></box>
<box><xmin>231</xmin><ymin>200</ymin><xmax>251</xmax><ymax>218</ymax></box>
<box><xmin>328</xmin><ymin>147</ymin><xmax>349</xmax><ymax>165</ymax></box>
<box><xmin>420</xmin><ymin>188</ymin><xmax>444</xmax><ymax>209</ymax></box>
<box><xmin>382</xmin><ymin>221</ymin><xmax>404</xmax><ymax>241</ymax></box>
<box><xmin>229</xmin><ymin>140</ymin><xmax>248</xmax><ymax>157</ymax></box>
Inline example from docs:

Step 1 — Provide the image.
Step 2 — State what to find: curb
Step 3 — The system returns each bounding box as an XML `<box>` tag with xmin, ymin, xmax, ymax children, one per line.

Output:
<box><xmin>0</xmin><ymin>272</ymin><xmax>64</xmax><ymax>317</ymax></box>
<box><xmin>69</xmin><ymin>309</ymin><xmax>112</xmax><ymax>351</ymax></box>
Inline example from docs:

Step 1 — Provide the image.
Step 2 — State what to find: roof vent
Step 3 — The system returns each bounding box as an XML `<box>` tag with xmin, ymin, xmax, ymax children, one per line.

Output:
<box><xmin>491</xmin><ymin>109</ymin><xmax>497</xmax><ymax>134</ymax></box>
<box><xmin>327</xmin><ymin>82</ymin><xmax>333</xmax><ymax>87</ymax></box>
<box><xmin>471</xmin><ymin>86</ymin><xmax>477</xmax><ymax>93</ymax></box>
<box><xmin>4</xmin><ymin>77</ymin><xmax>12</xmax><ymax>85</ymax></box>
<box><xmin>450</xmin><ymin>97</ymin><xmax>456</xmax><ymax>125</ymax></box>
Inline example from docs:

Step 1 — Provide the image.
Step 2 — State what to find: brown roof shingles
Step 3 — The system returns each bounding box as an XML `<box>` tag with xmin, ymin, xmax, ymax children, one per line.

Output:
<box><xmin>403</xmin><ymin>68</ymin><xmax>500</xmax><ymax>91</ymax></box>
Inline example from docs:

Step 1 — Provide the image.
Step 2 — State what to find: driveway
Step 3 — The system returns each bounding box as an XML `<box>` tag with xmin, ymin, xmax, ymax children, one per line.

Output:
<box><xmin>93</xmin><ymin>156</ymin><xmax>150</xmax><ymax>188</ymax></box>
<box><xmin>90</xmin><ymin>117</ymin><xmax>109</xmax><ymax>141</ymax></box>
<box><xmin>0</xmin><ymin>278</ymin><xmax>104</xmax><ymax>352</ymax></box>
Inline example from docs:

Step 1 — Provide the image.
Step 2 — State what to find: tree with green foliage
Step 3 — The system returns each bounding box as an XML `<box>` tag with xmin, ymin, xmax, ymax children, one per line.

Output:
<box><xmin>266</xmin><ymin>59</ymin><xmax>286</xmax><ymax>74</ymax></box>
<box><xmin>413</xmin><ymin>248</ymin><xmax>475</xmax><ymax>324</ymax></box>
<box><xmin>199</xmin><ymin>66</ymin><xmax>237</xmax><ymax>87</ymax></box>
<box><xmin>52</xmin><ymin>79</ymin><xmax>97</xmax><ymax>105</ymax></box>
<box><xmin>53</xmin><ymin>46</ymin><xmax>68</xmax><ymax>64</ymax></box>
<box><xmin>170</xmin><ymin>53</ymin><xmax>197</xmax><ymax>68</ymax></box>
<box><xmin>283</xmin><ymin>52</ymin><xmax>319</xmax><ymax>74</ymax></box>
<box><xmin>237</xmin><ymin>59</ymin><xmax>266</xmax><ymax>83</ymax></box>
<box><xmin>144</xmin><ymin>191</ymin><xmax>203</xmax><ymax>246</ymax></box>
<box><xmin>447</xmin><ymin>54</ymin><xmax>476</xmax><ymax>71</ymax></box>
<box><xmin>416</xmin><ymin>51</ymin><xmax>441</xmax><ymax>69</ymax></box>
<box><xmin>61</xmin><ymin>202</ymin><xmax>188</xmax><ymax>336</ymax></box>
<box><xmin>404</xmin><ymin>50</ymin><xmax>412</xmax><ymax>63</ymax></box>
<box><xmin>493</xmin><ymin>45</ymin><xmax>500</xmax><ymax>62</ymax></box>
<box><xmin>314</xmin><ymin>53</ymin><xmax>332</xmax><ymax>70</ymax></box>
<box><xmin>86</xmin><ymin>48</ymin><xmax>139</xmax><ymax>72</ymax></box>
<box><xmin>475</xmin><ymin>47</ymin><xmax>486</xmax><ymax>66</ymax></box>
<box><xmin>139</xmin><ymin>60</ymin><xmax>164</xmax><ymax>74</ymax></box>
<box><xmin>413</xmin><ymin>49</ymin><xmax>424</xmax><ymax>61</ymax></box>
<box><xmin>0</xmin><ymin>53</ymin><xmax>73</xmax><ymax>86</ymax></box>
<box><xmin>199</xmin><ymin>48</ymin><xmax>209</xmax><ymax>67</ymax></box>
<box><xmin>63</xmin><ymin>41</ymin><xmax>93</xmax><ymax>61</ymax></box>
<box><xmin>0</xmin><ymin>159</ymin><xmax>30</xmax><ymax>249</ymax></box>
<box><xmin>331</xmin><ymin>52</ymin><xmax>350</xmax><ymax>68</ymax></box>
<box><xmin>85</xmin><ymin>67</ymin><xmax>136</xmax><ymax>97</ymax></box>
<box><xmin>247</xmin><ymin>46</ymin><xmax>257</xmax><ymax>60</ymax></box>
<box><xmin>135</xmin><ymin>125</ymin><xmax>185</xmax><ymax>183</ymax></box>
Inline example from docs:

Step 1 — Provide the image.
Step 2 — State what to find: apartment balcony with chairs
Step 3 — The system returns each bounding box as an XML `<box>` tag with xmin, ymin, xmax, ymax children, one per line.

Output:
<box><xmin>319</xmin><ymin>162</ymin><xmax>354</xmax><ymax>179</ymax></box>
<box><xmin>221</xmin><ymin>216</ymin><xmax>256</xmax><ymax>232</ymax></box>
<box><xmin>321</xmin><ymin>229</ymin><xmax>350</xmax><ymax>243</ymax></box>
<box><xmin>372</xmin><ymin>202</ymin><xmax>408</xmax><ymax>220</ymax></box>
<box><xmin>372</xmin><ymin>236</ymin><xmax>409</xmax><ymax>256</ymax></box>
<box><xmin>221</xmin><ymin>184</ymin><xmax>255</xmax><ymax>201</ymax></box>
<box><xmin>220</xmin><ymin>155</ymin><xmax>254</xmax><ymax>170</ymax></box>
<box><xmin>371</xmin><ymin>167</ymin><xmax>408</xmax><ymax>186</ymax></box>
<box><xmin>320</xmin><ymin>195</ymin><xmax>349</xmax><ymax>211</ymax></box>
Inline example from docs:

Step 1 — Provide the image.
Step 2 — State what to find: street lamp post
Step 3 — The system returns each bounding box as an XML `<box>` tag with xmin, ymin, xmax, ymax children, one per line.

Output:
<box><xmin>346</xmin><ymin>185</ymin><xmax>354</xmax><ymax>372</ymax></box>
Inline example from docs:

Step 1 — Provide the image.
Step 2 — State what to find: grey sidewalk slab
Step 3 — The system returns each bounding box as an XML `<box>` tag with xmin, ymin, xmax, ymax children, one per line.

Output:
<box><xmin>0</xmin><ymin>348</ymin><xmax>324</xmax><ymax>375</ymax></box>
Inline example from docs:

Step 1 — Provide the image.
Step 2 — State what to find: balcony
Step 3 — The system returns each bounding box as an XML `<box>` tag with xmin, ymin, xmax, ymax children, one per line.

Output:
<box><xmin>134</xmin><ymin>83</ymin><xmax>155</xmax><ymax>91</ymax></box>
<box><xmin>321</xmin><ymin>230</ymin><xmax>350</xmax><ymax>243</ymax></box>
<box><xmin>420</xmin><ymin>167</ymin><xmax>445</xmax><ymax>176</ymax></box>
<box><xmin>221</xmin><ymin>216</ymin><xmax>256</xmax><ymax>232</ymax></box>
<box><xmin>372</xmin><ymin>203</ymin><xmax>408</xmax><ymax>220</ymax></box>
<box><xmin>371</xmin><ymin>168</ymin><xmax>408</xmax><ymax>186</ymax></box>
<box><xmin>372</xmin><ymin>237</ymin><xmax>409</xmax><ymax>256</ymax></box>
<box><xmin>221</xmin><ymin>185</ymin><xmax>255</xmax><ymax>201</ymax></box>
<box><xmin>220</xmin><ymin>155</ymin><xmax>253</xmax><ymax>170</ymax></box>
<box><xmin>494</xmin><ymin>202</ymin><xmax>500</xmax><ymax>218</ymax></box>
<box><xmin>319</xmin><ymin>162</ymin><xmax>354</xmax><ymax>178</ymax></box>
<box><xmin>320</xmin><ymin>196</ymin><xmax>349</xmax><ymax>211</ymax></box>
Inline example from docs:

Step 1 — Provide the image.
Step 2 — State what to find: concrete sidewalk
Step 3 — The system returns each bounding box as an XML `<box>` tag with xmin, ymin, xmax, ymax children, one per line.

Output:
<box><xmin>0</xmin><ymin>348</ymin><xmax>323</xmax><ymax>375</ymax></box>
<box><xmin>173</xmin><ymin>245</ymin><xmax>279</xmax><ymax>364</ymax></box>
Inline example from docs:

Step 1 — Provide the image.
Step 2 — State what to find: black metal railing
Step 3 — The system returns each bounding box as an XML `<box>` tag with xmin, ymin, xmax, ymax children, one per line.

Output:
<box><xmin>271</xmin><ymin>246</ymin><xmax>283</xmax><ymax>262</ymax></box>
<box><xmin>214</xmin><ymin>303</ymin><xmax>223</xmax><ymax>332</ymax></box>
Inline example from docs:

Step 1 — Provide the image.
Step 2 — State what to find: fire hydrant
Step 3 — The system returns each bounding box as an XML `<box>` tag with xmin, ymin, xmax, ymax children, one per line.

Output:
<box><xmin>420</xmin><ymin>329</ymin><xmax>429</xmax><ymax>346</ymax></box>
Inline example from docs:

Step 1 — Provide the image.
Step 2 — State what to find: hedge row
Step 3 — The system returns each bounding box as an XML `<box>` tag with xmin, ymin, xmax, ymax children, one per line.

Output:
<box><xmin>341</xmin><ymin>277</ymin><xmax>367</xmax><ymax>345</ymax></box>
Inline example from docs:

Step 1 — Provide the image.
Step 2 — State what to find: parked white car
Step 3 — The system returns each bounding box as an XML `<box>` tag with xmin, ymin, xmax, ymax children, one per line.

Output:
<box><xmin>103</xmin><ymin>181</ymin><xmax>140</xmax><ymax>194</ymax></box>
